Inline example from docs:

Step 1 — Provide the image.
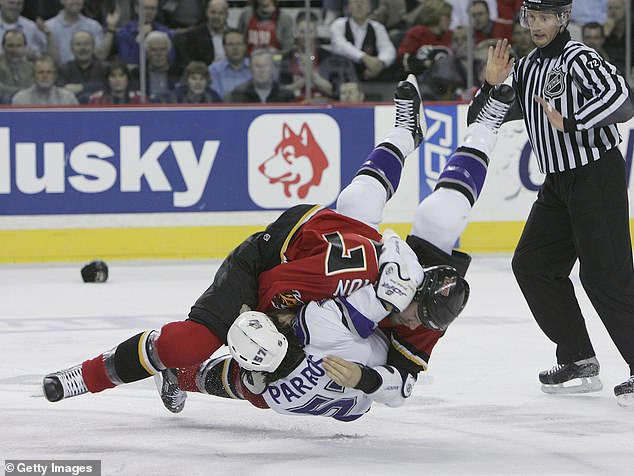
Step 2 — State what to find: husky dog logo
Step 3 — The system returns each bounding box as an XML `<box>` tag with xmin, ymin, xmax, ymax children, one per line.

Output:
<box><xmin>544</xmin><ymin>66</ymin><xmax>565</xmax><ymax>100</ymax></box>
<box><xmin>258</xmin><ymin>123</ymin><xmax>329</xmax><ymax>199</ymax></box>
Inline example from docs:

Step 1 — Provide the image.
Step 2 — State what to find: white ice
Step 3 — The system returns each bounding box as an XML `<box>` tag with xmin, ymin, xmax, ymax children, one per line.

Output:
<box><xmin>1</xmin><ymin>256</ymin><xmax>632</xmax><ymax>476</ymax></box>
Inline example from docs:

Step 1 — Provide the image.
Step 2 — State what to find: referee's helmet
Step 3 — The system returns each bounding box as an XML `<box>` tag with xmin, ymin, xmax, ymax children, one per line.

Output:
<box><xmin>520</xmin><ymin>0</ymin><xmax>572</xmax><ymax>28</ymax></box>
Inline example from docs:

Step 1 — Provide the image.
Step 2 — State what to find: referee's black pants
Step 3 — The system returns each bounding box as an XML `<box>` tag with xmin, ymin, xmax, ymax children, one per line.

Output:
<box><xmin>512</xmin><ymin>147</ymin><xmax>634</xmax><ymax>376</ymax></box>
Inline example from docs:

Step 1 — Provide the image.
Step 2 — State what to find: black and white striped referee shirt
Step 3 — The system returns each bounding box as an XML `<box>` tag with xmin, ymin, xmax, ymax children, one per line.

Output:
<box><xmin>469</xmin><ymin>30</ymin><xmax>634</xmax><ymax>174</ymax></box>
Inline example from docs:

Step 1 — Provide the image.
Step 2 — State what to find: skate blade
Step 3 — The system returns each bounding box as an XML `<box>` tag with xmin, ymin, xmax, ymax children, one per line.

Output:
<box><xmin>541</xmin><ymin>376</ymin><xmax>603</xmax><ymax>394</ymax></box>
<box><xmin>616</xmin><ymin>393</ymin><xmax>634</xmax><ymax>407</ymax></box>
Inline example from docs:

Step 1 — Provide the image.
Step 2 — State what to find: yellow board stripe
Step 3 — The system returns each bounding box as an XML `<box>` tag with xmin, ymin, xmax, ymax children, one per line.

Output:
<box><xmin>2</xmin><ymin>220</ymin><xmax>634</xmax><ymax>263</ymax></box>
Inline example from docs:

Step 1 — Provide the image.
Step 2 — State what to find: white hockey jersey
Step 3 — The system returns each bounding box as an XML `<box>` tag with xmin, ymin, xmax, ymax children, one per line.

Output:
<box><xmin>263</xmin><ymin>286</ymin><xmax>392</xmax><ymax>421</ymax></box>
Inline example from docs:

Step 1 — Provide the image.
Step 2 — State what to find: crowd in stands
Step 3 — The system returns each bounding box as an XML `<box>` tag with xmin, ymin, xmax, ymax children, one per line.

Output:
<box><xmin>0</xmin><ymin>0</ymin><xmax>631</xmax><ymax>105</ymax></box>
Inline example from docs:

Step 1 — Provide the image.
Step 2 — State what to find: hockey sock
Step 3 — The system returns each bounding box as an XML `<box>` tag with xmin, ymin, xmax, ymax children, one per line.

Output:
<box><xmin>411</xmin><ymin>188</ymin><xmax>472</xmax><ymax>254</ymax></box>
<box><xmin>82</xmin><ymin>320</ymin><xmax>222</xmax><ymax>394</ymax></box>
<box><xmin>434</xmin><ymin>146</ymin><xmax>489</xmax><ymax>206</ymax></box>
<box><xmin>462</xmin><ymin>122</ymin><xmax>497</xmax><ymax>157</ymax></box>
<box><xmin>83</xmin><ymin>330</ymin><xmax>164</xmax><ymax>393</ymax></box>
<box><xmin>155</xmin><ymin>320</ymin><xmax>222</xmax><ymax>368</ymax></box>
<box><xmin>355</xmin><ymin>141</ymin><xmax>405</xmax><ymax>200</ymax></box>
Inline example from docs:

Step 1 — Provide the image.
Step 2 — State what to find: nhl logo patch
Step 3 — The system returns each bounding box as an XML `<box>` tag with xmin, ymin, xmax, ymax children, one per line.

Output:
<box><xmin>544</xmin><ymin>66</ymin><xmax>565</xmax><ymax>100</ymax></box>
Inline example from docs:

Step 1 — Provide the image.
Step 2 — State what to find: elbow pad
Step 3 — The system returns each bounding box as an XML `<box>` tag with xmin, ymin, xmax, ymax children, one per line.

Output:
<box><xmin>360</xmin><ymin>365</ymin><xmax>417</xmax><ymax>407</ymax></box>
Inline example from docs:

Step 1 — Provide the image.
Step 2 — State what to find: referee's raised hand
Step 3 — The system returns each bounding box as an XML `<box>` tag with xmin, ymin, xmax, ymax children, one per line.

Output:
<box><xmin>485</xmin><ymin>39</ymin><xmax>514</xmax><ymax>85</ymax></box>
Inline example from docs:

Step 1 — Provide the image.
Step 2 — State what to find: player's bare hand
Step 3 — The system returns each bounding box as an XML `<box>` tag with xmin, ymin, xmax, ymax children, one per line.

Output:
<box><xmin>485</xmin><ymin>39</ymin><xmax>514</xmax><ymax>85</ymax></box>
<box><xmin>534</xmin><ymin>95</ymin><xmax>564</xmax><ymax>131</ymax></box>
<box><xmin>323</xmin><ymin>355</ymin><xmax>362</xmax><ymax>388</ymax></box>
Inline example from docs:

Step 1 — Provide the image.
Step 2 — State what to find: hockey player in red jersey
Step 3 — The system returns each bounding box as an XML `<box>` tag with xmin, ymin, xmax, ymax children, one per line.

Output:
<box><xmin>42</xmin><ymin>74</ymin><xmax>516</xmax><ymax>409</ymax></box>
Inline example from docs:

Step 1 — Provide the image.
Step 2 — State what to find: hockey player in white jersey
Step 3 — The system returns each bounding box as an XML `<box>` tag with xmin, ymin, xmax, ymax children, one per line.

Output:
<box><xmin>193</xmin><ymin>244</ymin><xmax>458</xmax><ymax>421</ymax></box>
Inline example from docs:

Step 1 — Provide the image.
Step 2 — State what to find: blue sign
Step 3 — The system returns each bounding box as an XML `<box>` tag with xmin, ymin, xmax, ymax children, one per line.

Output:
<box><xmin>0</xmin><ymin>106</ymin><xmax>375</xmax><ymax>215</ymax></box>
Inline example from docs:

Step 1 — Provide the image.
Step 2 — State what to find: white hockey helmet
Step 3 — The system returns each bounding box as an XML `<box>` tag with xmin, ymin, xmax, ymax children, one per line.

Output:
<box><xmin>227</xmin><ymin>311</ymin><xmax>288</xmax><ymax>372</ymax></box>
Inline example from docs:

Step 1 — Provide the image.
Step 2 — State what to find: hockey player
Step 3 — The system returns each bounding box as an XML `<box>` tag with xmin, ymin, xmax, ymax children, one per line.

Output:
<box><xmin>195</xmin><ymin>273</ymin><xmax>449</xmax><ymax>421</ymax></box>
<box><xmin>42</xmin><ymin>74</ymin><xmax>516</xmax><ymax>410</ymax></box>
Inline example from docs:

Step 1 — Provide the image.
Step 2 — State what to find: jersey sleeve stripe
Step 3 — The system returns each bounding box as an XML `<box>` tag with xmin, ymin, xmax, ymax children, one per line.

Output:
<box><xmin>279</xmin><ymin>205</ymin><xmax>324</xmax><ymax>262</ymax></box>
<box><xmin>337</xmin><ymin>298</ymin><xmax>377</xmax><ymax>339</ymax></box>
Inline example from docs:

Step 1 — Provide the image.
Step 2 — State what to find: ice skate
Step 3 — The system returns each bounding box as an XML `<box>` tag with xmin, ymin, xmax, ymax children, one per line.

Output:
<box><xmin>474</xmin><ymin>84</ymin><xmax>516</xmax><ymax>133</ymax></box>
<box><xmin>154</xmin><ymin>368</ymin><xmax>187</xmax><ymax>413</ymax></box>
<box><xmin>614</xmin><ymin>376</ymin><xmax>634</xmax><ymax>407</ymax></box>
<box><xmin>43</xmin><ymin>364</ymin><xmax>88</xmax><ymax>402</ymax></box>
<box><xmin>394</xmin><ymin>74</ymin><xmax>426</xmax><ymax>147</ymax></box>
<box><xmin>539</xmin><ymin>356</ymin><xmax>603</xmax><ymax>394</ymax></box>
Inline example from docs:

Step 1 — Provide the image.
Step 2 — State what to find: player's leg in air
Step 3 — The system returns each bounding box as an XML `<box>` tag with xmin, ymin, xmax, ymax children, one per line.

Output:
<box><xmin>406</xmin><ymin>83</ymin><xmax>516</xmax><ymax>297</ymax></box>
<box><xmin>335</xmin><ymin>74</ymin><xmax>425</xmax><ymax>230</ymax></box>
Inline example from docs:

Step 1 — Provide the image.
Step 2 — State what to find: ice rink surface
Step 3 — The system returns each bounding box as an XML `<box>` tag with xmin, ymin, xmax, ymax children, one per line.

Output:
<box><xmin>1</xmin><ymin>255</ymin><xmax>633</xmax><ymax>476</ymax></box>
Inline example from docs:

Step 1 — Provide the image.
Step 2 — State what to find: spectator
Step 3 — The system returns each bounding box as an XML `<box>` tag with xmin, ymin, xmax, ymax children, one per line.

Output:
<box><xmin>581</xmin><ymin>22</ymin><xmax>611</xmax><ymax>64</ymax></box>
<box><xmin>510</xmin><ymin>17</ymin><xmax>534</xmax><ymax>59</ymax></box>
<box><xmin>45</xmin><ymin>0</ymin><xmax>104</xmax><ymax>65</ymax></box>
<box><xmin>173</xmin><ymin>0</ymin><xmax>229</xmax><ymax>73</ymax></box>
<box><xmin>104</xmin><ymin>0</ymin><xmax>172</xmax><ymax>66</ymax></box>
<box><xmin>81</xmin><ymin>0</ymin><xmax>118</xmax><ymax>25</ymax></box>
<box><xmin>604</xmin><ymin>0</ymin><xmax>632</xmax><ymax>75</ymax></box>
<box><xmin>338</xmin><ymin>80</ymin><xmax>364</xmax><ymax>102</ymax></box>
<box><xmin>0</xmin><ymin>29</ymin><xmax>33</xmax><ymax>103</ymax></box>
<box><xmin>495</xmin><ymin>0</ymin><xmax>522</xmax><ymax>29</ymax></box>
<box><xmin>88</xmin><ymin>60</ymin><xmax>142</xmax><ymax>104</ymax></box>
<box><xmin>330</xmin><ymin>0</ymin><xmax>396</xmax><ymax>81</ymax></box>
<box><xmin>445</xmin><ymin>0</ymin><xmax>497</xmax><ymax>29</ymax></box>
<box><xmin>162</xmin><ymin>0</ymin><xmax>203</xmax><ymax>30</ymax></box>
<box><xmin>238</xmin><ymin>0</ymin><xmax>294</xmax><ymax>55</ymax></box>
<box><xmin>57</xmin><ymin>29</ymin><xmax>108</xmax><ymax>103</ymax></box>
<box><xmin>323</xmin><ymin>0</ymin><xmax>349</xmax><ymax>27</ymax></box>
<box><xmin>397</xmin><ymin>0</ymin><xmax>453</xmax><ymax>73</ymax></box>
<box><xmin>209</xmin><ymin>28</ymin><xmax>251</xmax><ymax>99</ymax></box>
<box><xmin>134</xmin><ymin>29</ymin><xmax>179</xmax><ymax>103</ymax></box>
<box><xmin>369</xmin><ymin>0</ymin><xmax>406</xmax><ymax>44</ymax></box>
<box><xmin>225</xmin><ymin>48</ymin><xmax>294</xmax><ymax>103</ymax></box>
<box><xmin>22</xmin><ymin>0</ymin><xmax>62</xmax><ymax>21</ymax></box>
<box><xmin>279</xmin><ymin>11</ymin><xmax>357</xmax><ymax>102</ymax></box>
<box><xmin>570</xmin><ymin>0</ymin><xmax>608</xmax><ymax>41</ymax></box>
<box><xmin>469</xmin><ymin>0</ymin><xmax>511</xmax><ymax>44</ymax></box>
<box><xmin>0</xmin><ymin>0</ymin><xmax>49</xmax><ymax>58</ymax></box>
<box><xmin>12</xmin><ymin>55</ymin><xmax>78</xmax><ymax>104</ymax></box>
<box><xmin>174</xmin><ymin>60</ymin><xmax>221</xmax><ymax>103</ymax></box>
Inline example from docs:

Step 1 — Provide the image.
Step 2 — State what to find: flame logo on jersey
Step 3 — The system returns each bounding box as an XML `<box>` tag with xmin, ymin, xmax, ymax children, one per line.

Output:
<box><xmin>271</xmin><ymin>289</ymin><xmax>304</xmax><ymax>309</ymax></box>
<box><xmin>258</xmin><ymin>123</ymin><xmax>329</xmax><ymax>199</ymax></box>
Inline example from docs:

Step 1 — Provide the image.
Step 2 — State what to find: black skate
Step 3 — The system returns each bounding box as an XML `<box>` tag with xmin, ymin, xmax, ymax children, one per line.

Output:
<box><xmin>614</xmin><ymin>376</ymin><xmax>634</xmax><ymax>407</ymax></box>
<box><xmin>394</xmin><ymin>74</ymin><xmax>426</xmax><ymax>148</ymax></box>
<box><xmin>474</xmin><ymin>84</ymin><xmax>516</xmax><ymax>133</ymax></box>
<box><xmin>154</xmin><ymin>368</ymin><xmax>187</xmax><ymax>413</ymax></box>
<box><xmin>539</xmin><ymin>357</ymin><xmax>603</xmax><ymax>394</ymax></box>
<box><xmin>43</xmin><ymin>364</ymin><xmax>88</xmax><ymax>402</ymax></box>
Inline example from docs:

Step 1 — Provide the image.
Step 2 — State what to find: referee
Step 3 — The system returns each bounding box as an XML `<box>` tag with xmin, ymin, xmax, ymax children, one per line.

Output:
<box><xmin>468</xmin><ymin>0</ymin><xmax>634</xmax><ymax>405</ymax></box>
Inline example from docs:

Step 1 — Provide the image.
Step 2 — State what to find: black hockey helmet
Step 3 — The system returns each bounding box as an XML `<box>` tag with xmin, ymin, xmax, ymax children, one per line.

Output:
<box><xmin>414</xmin><ymin>265</ymin><xmax>470</xmax><ymax>331</ymax></box>
<box><xmin>81</xmin><ymin>260</ymin><xmax>108</xmax><ymax>283</ymax></box>
<box><xmin>520</xmin><ymin>0</ymin><xmax>572</xmax><ymax>28</ymax></box>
